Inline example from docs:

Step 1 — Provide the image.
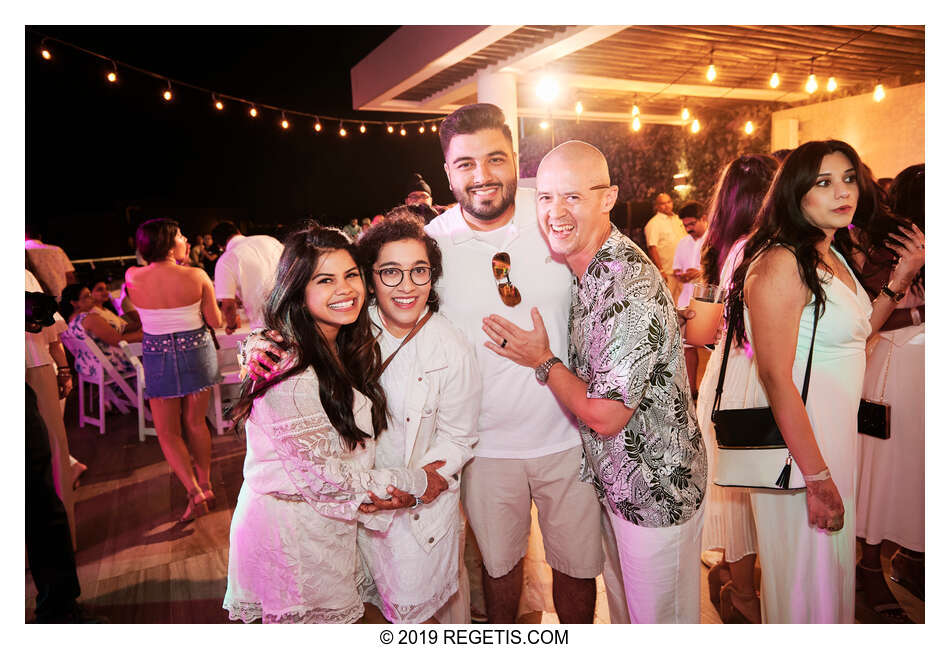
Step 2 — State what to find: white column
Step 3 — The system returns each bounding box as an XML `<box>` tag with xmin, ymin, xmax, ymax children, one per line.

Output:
<box><xmin>477</xmin><ymin>71</ymin><xmax>519</xmax><ymax>158</ymax></box>
<box><xmin>771</xmin><ymin>117</ymin><xmax>799</xmax><ymax>151</ymax></box>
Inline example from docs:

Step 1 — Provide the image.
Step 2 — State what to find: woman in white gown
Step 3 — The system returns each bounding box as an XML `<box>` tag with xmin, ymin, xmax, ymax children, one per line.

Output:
<box><xmin>722</xmin><ymin>141</ymin><xmax>924</xmax><ymax>623</ymax></box>
<box><xmin>694</xmin><ymin>154</ymin><xmax>777</xmax><ymax>623</ymax></box>
<box><xmin>223</xmin><ymin>225</ymin><xmax>448</xmax><ymax>623</ymax></box>
<box><xmin>354</xmin><ymin>214</ymin><xmax>480</xmax><ymax>623</ymax></box>
<box><xmin>855</xmin><ymin>163</ymin><xmax>926</xmax><ymax>618</ymax></box>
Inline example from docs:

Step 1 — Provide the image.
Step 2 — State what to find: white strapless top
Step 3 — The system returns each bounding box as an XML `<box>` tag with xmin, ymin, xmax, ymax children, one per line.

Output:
<box><xmin>137</xmin><ymin>301</ymin><xmax>203</xmax><ymax>335</ymax></box>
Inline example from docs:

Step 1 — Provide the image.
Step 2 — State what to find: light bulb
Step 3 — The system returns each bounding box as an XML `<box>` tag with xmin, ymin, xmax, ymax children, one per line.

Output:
<box><xmin>281</xmin><ymin>119</ymin><xmax>289</xmax><ymax>130</ymax></box>
<box><xmin>163</xmin><ymin>89</ymin><xmax>173</xmax><ymax>101</ymax></box>
<box><xmin>690</xmin><ymin>119</ymin><xmax>700</xmax><ymax>133</ymax></box>
<box><xmin>539</xmin><ymin>120</ymin><xmax>549</xmax><ymax>130</ymax></box>
<box><xmin>681</xmin><ymin>107</ymin><xmax>690</xmax><ymax>121</ymax></box>
<box><xmin>431</xmin><ymin>124</ymin><xmax>437</xmax><ymax>132</ymax></box>
<box><xmin>107</xmin><ymin>71</ymin><xmax>117</xmax><ymax>83</ymax></box>
<box><xmin>314</xmin><ymin>121</ymin><xmax>322</xmax><ymax>131</ymax></box>
<box><xmin>632</xmin><ymin>116</ymin><xmax>641</xmax><ymax>132</ymax></box>
<box><xmin>631</xmin><ymin>104</ymin><xmax>640</xmax><ymax>116</ymax></box>
<box><xmin>249</xmin><ymin>106</ymin><xmax>258</xmax><ymax>118</ymax></box>
<box><xmin>706</xmin><ymin>64</ymin><xmax>717</xmax><ymax>82</ymax></box>
<box><xmin>805</xmin><ymin>74</ymin><xmax>818</xmax><ymax>94</ymax></box>
<box><xmin>419</xmin><ymin>125</ymin><xmax>425</xmax><ymax>134</ymax></box>
<box><xmin>874</xmin><ymin>83</ymin><xmax>885</xmax><ymax>102</ymax></box>
<box><xmin>744</xmin><ymin>121</ymin><xmax>754</xmax><ymax>135</ymax></box>
<box><xmin>400</xmin><ymin>127</ymin><xmax>406</xmax><ymax>136</ymax></box>
<box><xmin>215</xmin><ymin>100</ymin><xmax>224</xmax><ymax>110</ymax></box>
<box><xmin>826</xmin><ymin>76</ymin><xmax>838</xmax><ymax>92</ymax></box>
<box><xmin>769</xmin><ymin>71</ymin><xmax>780</xmax><ymax>88</ymax></box>
<box><xmin>387</xmin><ymin>125</ymin><xmax>394</xmax><ymax>134</ymax></box>
<box><xmin>359</xmin><ymin>124</ymin><xmax>366</xmax><ymax>134</ymax></box>
<box><xmin>536</xmin><ymin>76</ymin><xmax>558</xmax><ymax>104</ymax></box>
<box><xmin>575</xmin><ymin>101</ymin><xmax>583</xmax><ymax>115</ymax></box>
<box><xmin>339</xmin><ymin>126</ymin><xmax>347</xmax><ymax>136</ymax></box>
<box><xmin>41</xmin><ymin>48</ymin><xmax>51</xmax><ymax>60</ymax></box>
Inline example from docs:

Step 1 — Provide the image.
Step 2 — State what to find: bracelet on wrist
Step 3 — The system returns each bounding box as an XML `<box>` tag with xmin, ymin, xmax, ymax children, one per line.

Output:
<box><xmin>803</xmin><ymin>468</ymin><xmax>831</xmax><ymax>483</ymax></box>
<box><xmin>57</xmin><ymin>367</ymin><xmax>71</xmax><ymax>374</ymax></box>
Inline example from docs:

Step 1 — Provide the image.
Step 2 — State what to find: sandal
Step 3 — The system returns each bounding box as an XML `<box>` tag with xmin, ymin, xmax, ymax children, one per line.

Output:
<box><xmin>857</xmin><ymin>562</ymin><xmax>913</xmax><ymax>623</ymax></box>
<box><xmin>199</xmin><ymin>482</ymin><xmax>217</xmax><ymax>510</ymax></box>
<box><xmin>719</xmin><ymin>581</ymin><xmax>761</xmax><ymax>624</ymax></box>
<box><xmin>179</xmin><ymin>491</ymin><xmax>210</xmax><ymax>524</ymax></box>
<box><xmin>889</xmin><ymin>550</ymin><xmax>924</xmax><ymax>601</ymax></box>
<box><xmin>707</xmin><ymin>560</ymin><xmax>730</xmax><ymax>612</ymax></box>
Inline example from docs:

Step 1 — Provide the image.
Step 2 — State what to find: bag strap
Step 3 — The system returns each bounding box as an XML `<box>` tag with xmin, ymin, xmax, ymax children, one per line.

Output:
<box><xmin>376</xmin><ymin>309</ymin><xmax>434</xmax><ymax>377</ymax></box>
<box><xmin>712</xmin><ymin>298</ymin><xmax>819</xmax><ymax>413</ymax></box>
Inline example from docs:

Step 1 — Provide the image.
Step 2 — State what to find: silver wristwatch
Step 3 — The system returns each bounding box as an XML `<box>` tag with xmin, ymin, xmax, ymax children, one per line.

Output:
<box><xmin>535</xmin><ymin>356</ymin><xmax>563</xmax><ymax>385</ymax></box>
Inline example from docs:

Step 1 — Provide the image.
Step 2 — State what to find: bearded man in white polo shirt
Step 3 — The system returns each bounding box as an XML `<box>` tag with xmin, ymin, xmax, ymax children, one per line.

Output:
<box><xmin>425</xmin><ymin>103</ymin><xmax>603</xmax><ymax>624</ymax></box>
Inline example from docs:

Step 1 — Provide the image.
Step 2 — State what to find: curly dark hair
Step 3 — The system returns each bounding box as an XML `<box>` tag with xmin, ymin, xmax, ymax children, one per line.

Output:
<box><xmin>726</xmin><ymin>140</ymin><xmax>876</xmax><ymax>345</ymax></box>
<box><xmin>230</xmin><ymin>223</ymin><xmax>387</xmax><ymax>450</ymax></box>
<box><xmin>355</xmin><ymin>214</ymin><xmax>443</xmax><ymax>313</ymax></box>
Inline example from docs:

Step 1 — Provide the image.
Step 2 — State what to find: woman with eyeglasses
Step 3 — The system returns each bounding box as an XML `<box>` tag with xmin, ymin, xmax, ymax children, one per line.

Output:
<box><xmin>240</xmin><ymin>216</ymin><xmax>480</xmax><ymax>623</ymax></box>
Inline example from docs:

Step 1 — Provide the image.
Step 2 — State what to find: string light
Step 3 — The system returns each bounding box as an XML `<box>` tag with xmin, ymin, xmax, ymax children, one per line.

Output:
<box><xmin>744</xmin><ymin>120</ymin><xmax>755</xmax><ymax>134</ymax></box>
<box><xmin>575</xmin><ymin>100</ymin><xmax>583</xmax><ymax>116</ymax></box>
<box><xmin>339</xmin><ymin>122</ymin><xmax>347</xmax><ymax>137</ymax></box>
<box><xmin>805</xmin><ymin>57</ymin><xmax>818</xmax><ymax>94</ymax></box>
<box><xmin>106</xmin><ymin>61</ymin><xmax>118</xmax><ymax>84</ymax></box>
<box><xmin>399</xmin><ymin>126</ymin><xmax>406</xmax><ymax>136</ymax></box>
<box><xmin>632</xmin><ymin>115</ymin><xmax>641</xmax><ymax>131</ymax></box>
<box><xmin>681</xmin><ymin>102</ymin><xmax>690</xmax><ymax>122</ymax></box>
<box><xmin>431</xmin><ymin>123</ymin><xmax>438</xmax><ymax>132</ymax></box>
<box><xmin>706</xmin><ymin>49</ymin><xmax>716</xmax><ymax>82</ymax></box>
<box><xmin>280</xmin><ymin>112</ymin><xmax>290</xmax><ymax>129</ymax></box>
<box><xmin>631</xmin><ymin>104</ymin><xmax>640</xmax><ymax>117</ymax></box>
<box><xmin>418</xmin><ymin>123</ymin><xmax>425</xmax><ymax>134</ymax></box>
<box><xmin>162</xmin><ymin>81</ymin><xmax>173</xmax><ymax>102</ymax></box>
<box><xmin>387</xmin><ymin>124</ymin><xmax>394</xmax><ymax>134</ymax></box>
<box><xmin>40</xmin><ymin>40</ymin><xmax>52</xmax><ymax>60</ymax></box>
<box><xmin>249</xmin><ymin>105</ymin><xmax>258</xmax><ymax>118</ymax></box>
<box><xmin>690</xmin><ymin>118</ymin><xmax>700</xmax><ymax>133</ymax></box>
<box><xmin>313</xmin><ymin>119</ymin><xmax>321</xmax><ymax>131</ymax></box>
<box><xmin>826</xmin><ymin>75</ymin><xmax>838</xmax><ymax>92</ymax></box>
<box><xmin>213</xmin><ymin>94</ymin><xmax>224</xmax><ymax>110</ymax></box>
<box><xmin>874</xmin><ymin>82</ymin><xmax>885</xmax><ymax>102</ymax></box>
<box><xmin>769</xmin><ymin>58</ymin><xmax>780</xmax><ymax>88</ymax></box>
<box><xmin>359</xmin><ymin>123</ymin><xmax>366</xmax><ymax>134</ymax></box>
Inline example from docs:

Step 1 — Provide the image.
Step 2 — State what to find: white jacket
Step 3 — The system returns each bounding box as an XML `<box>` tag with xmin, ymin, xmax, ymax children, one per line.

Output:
<box><xmin>371</xmin><ymin>307</ymin><xmax>481</xmax><ymax>551</ymax></box>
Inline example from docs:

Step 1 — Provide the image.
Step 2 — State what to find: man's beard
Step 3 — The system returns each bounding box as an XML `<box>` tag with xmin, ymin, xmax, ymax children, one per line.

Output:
<box><xmin>453</xmin><ymin>178</ymin><xmax>517</xmax><ymax>222</ymax></box>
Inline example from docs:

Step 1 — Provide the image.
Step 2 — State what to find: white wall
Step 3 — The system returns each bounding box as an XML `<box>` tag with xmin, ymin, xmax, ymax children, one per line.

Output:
<box><xmin>771</xmin><ymin>82</ymin><xmax>924</xmax><ymax>178</ymax></box>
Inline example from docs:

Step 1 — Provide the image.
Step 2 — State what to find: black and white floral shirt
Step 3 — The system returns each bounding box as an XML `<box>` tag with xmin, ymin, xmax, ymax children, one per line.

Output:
<box><xmin>570</xmin><ymin>225</ymin><xmax>706</xmax><ymax>528</ymax></box>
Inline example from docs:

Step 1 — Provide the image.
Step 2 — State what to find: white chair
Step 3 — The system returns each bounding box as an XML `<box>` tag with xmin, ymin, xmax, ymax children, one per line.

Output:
<box><xmin>61</xmin><ymin>331</ymin><xmax>149</xmax><ymax>438</ymax></box>
<box><xmin>117</xmin><ymin>341</ymin><xmax>157</xmax><ymax>442</ymax></box>
<box><xmin>210</xmin><ymin>366</ymin><xmax>244</xmax><ymax>436</ymax></box>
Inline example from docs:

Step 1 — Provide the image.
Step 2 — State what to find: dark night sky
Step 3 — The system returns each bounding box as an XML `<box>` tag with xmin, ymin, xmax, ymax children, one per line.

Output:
<box><xmin>26</xmin><ymin>26</ymin><xmax>453</xmax><ymax>257</ymax></box>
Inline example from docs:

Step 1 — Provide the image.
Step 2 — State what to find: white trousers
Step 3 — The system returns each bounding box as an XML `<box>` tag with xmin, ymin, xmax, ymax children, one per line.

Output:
<box><xmin>606</xmin><ymin>504</ymin><xmax>704</xmax><ymax>623</ymax></box>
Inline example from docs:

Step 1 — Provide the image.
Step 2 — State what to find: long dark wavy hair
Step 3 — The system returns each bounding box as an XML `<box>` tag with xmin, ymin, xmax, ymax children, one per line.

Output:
<box><xmin>230</xmin><ymin>224</ymin><xmax>387</xmax><ymax>449</ymax></box>
<box><xmin>726</xmin><ymin>140</ymin><xmax>878</xmax><ymax>345</ymax></box>
<box><xmin>355</xmin><ymin>215</ymin><xmax>444</xmax><ymax>313</ymax></box>
<box><xmin>890</xmin><ymin>163</ymin><xmax>925</xmax><ymax>294</ymax></box>
<box><xmin>701</xmin><ymin>154</ymin><xmax>778</xmax><ymax>284</ymax></box>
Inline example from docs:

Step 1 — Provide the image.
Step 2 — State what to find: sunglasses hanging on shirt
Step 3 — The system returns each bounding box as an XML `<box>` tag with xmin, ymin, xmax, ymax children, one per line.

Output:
<box><xmin>491</xmin><ymin>252</ymin><xmax>521</xmax><ymax>307</ymax></box>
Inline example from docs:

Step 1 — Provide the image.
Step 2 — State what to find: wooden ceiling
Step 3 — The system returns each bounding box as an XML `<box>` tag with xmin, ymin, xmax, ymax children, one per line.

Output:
<box><xmin>352</xmin><ymin>25</ymin><xmax>925</xmax><ymax>123</ymax></box>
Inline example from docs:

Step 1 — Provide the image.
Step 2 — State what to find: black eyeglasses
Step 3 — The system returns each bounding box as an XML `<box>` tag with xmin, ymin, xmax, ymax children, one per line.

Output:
<box><xmin>373</xmin><ymin>265</ymin><xmax>432</xmax><ymax>287</ymax></box>
<box><xmin>491</xmin><ymin>252</ymin><xmax>521</xmax><ymax>307</ymax></box>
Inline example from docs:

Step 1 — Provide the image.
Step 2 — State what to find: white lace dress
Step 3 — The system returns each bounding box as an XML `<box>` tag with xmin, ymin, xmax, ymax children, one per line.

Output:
<box><xmin>223</xmin><ymin>362</ymin><xmax>428</xmax><ymax>624</ymax></box>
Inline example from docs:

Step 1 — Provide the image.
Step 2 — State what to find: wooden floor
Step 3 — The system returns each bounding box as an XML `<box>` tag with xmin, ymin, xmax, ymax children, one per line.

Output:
<box><xmin>25</xmin><ymin>391</ymin><xmax>924</xmax><ymax>624</ymax></box>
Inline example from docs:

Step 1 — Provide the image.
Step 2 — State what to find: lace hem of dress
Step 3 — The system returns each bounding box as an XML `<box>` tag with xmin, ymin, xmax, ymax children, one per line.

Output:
<box><xmin>361</xmin><ymin>574</ymin><xmax>459</xmax><ymax>624</ymax></box>
<box><xmin>224</xmin><ymin>599</ymin><xmax>364</xmax><ymax>624</ymax></box>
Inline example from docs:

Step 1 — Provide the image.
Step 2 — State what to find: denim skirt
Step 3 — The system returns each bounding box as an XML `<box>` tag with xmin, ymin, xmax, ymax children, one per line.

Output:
<box><xmin>142</xmin><ymin>326</ymin><xmax>221</xmax><ymax>399</ymax></box>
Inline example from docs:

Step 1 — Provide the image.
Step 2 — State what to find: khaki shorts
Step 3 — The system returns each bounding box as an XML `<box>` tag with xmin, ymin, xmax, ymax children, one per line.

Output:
<box><xmin>461</xmin><ymin>445</ymin><xmax>604</xmax><ymax>579</ymax></box>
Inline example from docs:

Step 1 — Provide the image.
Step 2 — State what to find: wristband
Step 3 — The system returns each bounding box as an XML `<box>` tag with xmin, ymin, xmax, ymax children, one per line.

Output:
<box><xmin>880</xmin><ymin>283</ymin><xmax>905</xmax><ymax>304</ymax></box>
<box><xmin>803</xmin><ymin>468</ymin><xmax>831</xmax><ymax>483</ymax></box>
<box><xmin>57</xmin><ymin>367</ymin><xmax>71</xmax><ymax>375</ymax></box>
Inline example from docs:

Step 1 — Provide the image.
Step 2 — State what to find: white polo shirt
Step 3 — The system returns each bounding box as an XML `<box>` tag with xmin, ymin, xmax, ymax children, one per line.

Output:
<box><xmin>425</xmin><ymin>188</ymin><xmax>580</xmax><ymax>459</ymax></box>
<box><xmin>214</xmin><ymin>234</ymin><xmax>284</xmax><ymax>329</ymax></box>
<box><xmin>643</xmin><ymin>212</ymin><xmax>687</xmax><ymax>275</ymax></box>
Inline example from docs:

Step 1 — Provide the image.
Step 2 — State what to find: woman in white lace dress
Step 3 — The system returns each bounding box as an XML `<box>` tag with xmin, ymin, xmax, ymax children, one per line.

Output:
<box><xmin>354</xmin><ymin>214</ymin><xmax>480</xmax><ymax>623</ymax></box>
<box><xmin>223</xmin><ymin>225</ymin><xmax>447</xmax><ymax>624</ymax></box>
